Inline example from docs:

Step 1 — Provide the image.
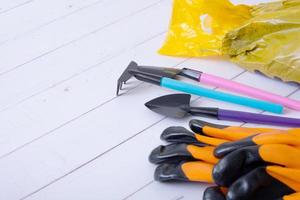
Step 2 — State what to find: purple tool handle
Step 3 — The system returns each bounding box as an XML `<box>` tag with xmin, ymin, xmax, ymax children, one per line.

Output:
<box><xmin>218</xmin><ymin>109</ymin><xmax>300</xmax><ymax>127</ymax></box>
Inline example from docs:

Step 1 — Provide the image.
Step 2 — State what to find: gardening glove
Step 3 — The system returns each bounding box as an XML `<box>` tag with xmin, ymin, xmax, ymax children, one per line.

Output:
<box><xmin>150</xmin><ymin>120</ymin><xmax>300</xmax><ymax>200</ymax></box>
<box><xmin>203</xmin><ymin>129</ymin><xmax>300</xmax><ymax>200</ymax></box>
<box><xmin>163</xmin><ymin>119</ymin><xmax>278</xmax><ymax>146</ymax></box>
<box><xmin>203</xmin><ymin>186</ymin><xmax>300</xmax><ymax>200</ymax></box>
<box><xmin>149</xmin><ymin>120</ymin><xmax>284</xmax><ymax>182</ymax></box>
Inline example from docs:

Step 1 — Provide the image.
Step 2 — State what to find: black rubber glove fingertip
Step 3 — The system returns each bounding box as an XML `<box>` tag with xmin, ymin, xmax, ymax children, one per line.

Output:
<box><xmin>154</xmin><ymin>164</ymin><xmax>179</xmax><ymax>182</ymax></box>
<box><xmin>149</xmin><ymin>145</ymin><xmax>164</xmax><ymax>164</ymax></box>
<box><xmin>214</xmin><ymin>144</ymin><xmax>236</xmax><ymax>158</ymax></box>
<box><xmin>212</xmin><ymin>164</ymin><xmax>229</xmax><ymax>187</ymax></box>
<box><xmin>203</xmin><ymin>187</ymin><xmax>226</xmax><ymax>200</ymax></box>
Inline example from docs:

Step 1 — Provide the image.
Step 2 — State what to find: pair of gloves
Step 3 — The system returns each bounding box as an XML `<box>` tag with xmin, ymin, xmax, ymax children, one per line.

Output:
<box><xmin>149</xmin><ymin>120</ymin><xmax>300</xmax><ymax>200</ymax></box>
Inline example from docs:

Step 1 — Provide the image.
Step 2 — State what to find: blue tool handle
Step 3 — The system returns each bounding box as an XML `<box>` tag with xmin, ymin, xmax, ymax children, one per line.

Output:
<box><xmin>160</xmin><ymin>78</ymin><xmax>283</xmax><ymax>114</ymax></box>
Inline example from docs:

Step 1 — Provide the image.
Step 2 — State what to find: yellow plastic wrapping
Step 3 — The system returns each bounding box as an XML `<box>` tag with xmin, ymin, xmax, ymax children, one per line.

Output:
<box><xmin>160</xmin><ymin>0</ymin><xmax>300</xmax><ymax>83</ymax></box>
<box><xmin>222</xmin><ymin>0</ymin><xmax>300</xmax><ymax>83</ymax></box>
<box><xmin>159</xmin><ymin>0</ymin><xmax>251</xmax><ymax>57</ymax></box>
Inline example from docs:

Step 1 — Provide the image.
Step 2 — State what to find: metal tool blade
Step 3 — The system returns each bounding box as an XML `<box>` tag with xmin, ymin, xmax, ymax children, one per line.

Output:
<box><xmin>145</xmin><ymin>93</ymin><xmax>191</xmax><ymax>118</ymax></box>
<box><xmin>116</xmin><ymin>61</ymin><xmax>138</xmax><ymax>96</ymax></box>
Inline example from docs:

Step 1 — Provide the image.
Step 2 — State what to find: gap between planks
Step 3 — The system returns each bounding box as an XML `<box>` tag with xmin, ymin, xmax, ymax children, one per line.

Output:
<box><xmin>0</xmin><ymin>0</ymin><xmax>165</xmax><ymax>76</ymax></box>
<box><xmin>0</xmin><ymin>54</ymin><xmax>185</xmax><ymax>160</ymax></box>
<box><xmin>0</xmin><ymin>0</ymin><xmax>33</xmax><ymax>15</ymax></box>
<box><xmin>121</xmin><ymin>181</ymin><xmax>155</xmax><ymax>200</ymax></box>
<box><xmin>19</xmin><ymin>68</ymin><xmax>248</xmax><ymax>200</ymax></box>
<box><xmin>0</xmin><ymin>0</ymin><xmax>105</xmax><ymax>46</ymax></box>
<box><xmin>0</xmin><ymin>30</ymin><xmax>167</xmax><ymax>114</ymax></box>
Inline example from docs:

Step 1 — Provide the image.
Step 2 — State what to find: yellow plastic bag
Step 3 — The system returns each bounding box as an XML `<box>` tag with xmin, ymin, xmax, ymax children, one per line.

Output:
<box><xmin>160</xmin><ymin>0</ymin><xmax>300</xmax><ymax>83</ymax></box>
<box><xmin>159</xmin><ymin>0</ymin><xmax>251</xmax><ymax>57</ymax></box>
<box><xmin>223</xmin><ymin>0</ymin><xmax>300</xmax><ymax>83</ymax></box>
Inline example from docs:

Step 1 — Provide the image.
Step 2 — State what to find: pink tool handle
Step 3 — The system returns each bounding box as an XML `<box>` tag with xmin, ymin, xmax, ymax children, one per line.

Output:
<box><xmin>200</xmin><ymin>73</ymin><xmax>300</xmax><ymax>111</ymax></box>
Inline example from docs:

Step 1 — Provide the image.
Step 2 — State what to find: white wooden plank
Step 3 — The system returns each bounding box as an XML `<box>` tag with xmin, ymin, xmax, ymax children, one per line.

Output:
<box><xmin>0</xmin><ymin>35</ymin><xmax>181</xmax><ymax>158</ymax></box>
<box><xmin>0</xmin><ymin>0</ymin><xmax>33</xmax><ymax>15</ymax></box>
<box><xmin>24</xmin><ymin>119</ymin><xmax>208</xmax><ymax>200</ymax></box>
<box><xmin>0</xmin><ymin>0</ymin><xmax>100</xmax><ymax>44</ymax></box>
<box><xmin>0</xmin><ymin>34</ymin><xmax>245</xmax><ymax>160</ymax></box>
<box><xmin>0</xmin><ymin>0</ymin><xmax>163</xmax><ymax>74</ymax></box>
<box><xmin>125</xmin><ymin>182</ymin><xmax>207</xmax><ymax>200</ymax></box>
<box><xmin>0</xmin><ymin>0</ymin><xmax>168</xmax><ymax>111</ymax></box>
<box><xmin>0</xmin><ymin>83</ymin><xmax>167</xmax><ymax>200</ymax></box>
<box><xmin>0</xmin><ymin>39</ymin><xmax>244</xmax><ymax>199</ymax></box>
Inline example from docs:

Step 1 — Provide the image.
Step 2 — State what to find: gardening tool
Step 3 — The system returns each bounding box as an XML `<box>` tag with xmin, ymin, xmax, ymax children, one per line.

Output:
<box><xmin>145</xmin><ymin>93</ymin><xmax>300</xmax><ymax>127</ymax></box>
<box><xmin>117</xmin><ymin>61</ymin><xmax>300</xmax><ymax>111</ymax></box>
<box><xmin>117</xmin><ymin>61</ymin><xmax>283</xmax><ymax>113</ymax></box>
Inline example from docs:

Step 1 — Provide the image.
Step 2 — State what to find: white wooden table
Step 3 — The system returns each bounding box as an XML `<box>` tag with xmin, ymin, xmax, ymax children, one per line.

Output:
<box><xmin>0</xmin><ymin>0</ymin><xmax>299</xmax><ymax>199</ymax></box>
